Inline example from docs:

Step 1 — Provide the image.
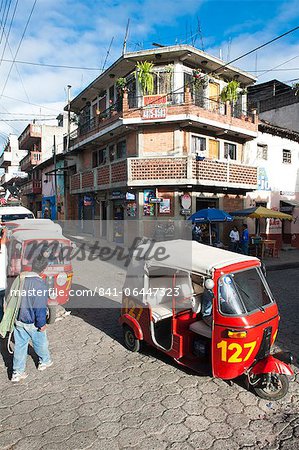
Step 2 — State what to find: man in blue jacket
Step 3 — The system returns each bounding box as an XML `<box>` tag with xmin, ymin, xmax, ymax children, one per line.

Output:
<box><xmin>12</xmin><ymin>256</ymin><xmax>53</xmax><ymax>382</ymax></box>
<box><xmin>241</xmin><ymin>224</ymin><xmax>249</xmax><ymax>255</ymax></box>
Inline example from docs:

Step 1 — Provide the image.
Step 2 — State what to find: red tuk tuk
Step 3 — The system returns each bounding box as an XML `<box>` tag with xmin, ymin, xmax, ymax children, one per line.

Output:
<box><xmin>8</xmin><ymin>229</ymin><xmax>73</xmax><ymax>322</ymax></box>
<box><xmin>120</xmin><ymin>240</ymin><xmax>293</xmax><ymax>399</ymax></box>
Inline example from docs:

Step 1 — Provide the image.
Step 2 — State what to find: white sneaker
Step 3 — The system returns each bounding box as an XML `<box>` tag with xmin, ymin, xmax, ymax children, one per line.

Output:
<box><xmin>38</xmin><ymin>360</ymin><xmax>53</xmax><ymax>371</ymax></box>
<box><xmin>11</xmin><ymin>372</ymin><xmax>28</xmax><ymax>382</ymax></box>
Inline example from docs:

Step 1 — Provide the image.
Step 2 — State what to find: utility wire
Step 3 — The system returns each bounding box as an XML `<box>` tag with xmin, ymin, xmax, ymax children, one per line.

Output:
<box><xmin>211</xmin><ymin>25</ymin><xmax>299</xmax><ymax>75</ymax></box>
<box><xmin>0</xmin><ymin>0</ymin><xmax>37</xmax><ymax>97</ymax></box>
<box><xmin>123</xmin><ymin>25</ymin><xmax>299</xmax><ymax>115</ymax></box>
<box><xmin>0</xmin><ymin>57</ymin><xmax>102</xmax><ymax>70</ymax></box>
<box><xmin>0</xmin><ymin>0</ymin><xmax>11</xmax><ymax>46</ymax></box>
<box><xmin>1</xmin><ymin>94</ymin><xmax>60</xmax><ymax>112</ymax></box>
<box><xmin>0</xmin><ymin>0</ymin><xmax>19</xmax><ymax>68</ymax></box>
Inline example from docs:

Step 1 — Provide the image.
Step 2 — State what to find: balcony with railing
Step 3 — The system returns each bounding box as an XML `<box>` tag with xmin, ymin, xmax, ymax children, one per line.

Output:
<box><xmin>67</xmin><ymin>101</ymin><xmax>122</xmax><ymax>150</ymax></box>
<box><xmin>20</xmin><ymin>151</ymin><xmax>42</xmax><ymax>172</ymax></box>
<box><xmin>69</xmin><ymin>156</ymin><xmax>257</xmax><ymax>193</ymax></box>
<box><xmin>18</xmin><ymin>124</ymin><xmax>42</xmax><ymax>149</ymax></box>
<box><xmin>65</xmin><ymin>89</ymin><xmax>257</xmax><ymax>153</ymax></box>
<box><xmin>0</xmin><ymin>151</ymin><xmax>12</xmax><ymax>167</ymax></box>
<box><xmin>124</xmin><ymin>89</ymin><xmax>258</xmax><ymax>131</ymax></box>
<box><xmin>22</xmin><ymin>179</ymin><xmax>42</xmax><ymax>195</ymax></box>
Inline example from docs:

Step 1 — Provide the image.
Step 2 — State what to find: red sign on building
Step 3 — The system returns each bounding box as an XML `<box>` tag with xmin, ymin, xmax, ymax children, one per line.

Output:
<box><xmin>143</xmin><ymin>94</ymin><xmax>167</xmax><ymax>120</ymax></box>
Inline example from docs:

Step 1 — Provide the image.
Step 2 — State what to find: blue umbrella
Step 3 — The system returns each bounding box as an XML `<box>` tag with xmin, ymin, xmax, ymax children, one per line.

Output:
<box><xmin>188</xmin><ymin>208</ymin><xmax>233</xmax><ymax>245</ymax></box>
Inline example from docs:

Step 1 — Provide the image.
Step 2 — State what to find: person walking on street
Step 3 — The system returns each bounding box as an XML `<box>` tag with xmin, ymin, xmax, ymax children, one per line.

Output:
<box><xmin>0</xmin><ymin>224</ymin><xmax>4</xmax><ymax>253</ymax></box>
<box><xmin>229</xmin><ymin>226</ymin><xmax>240</xmax><ymax>252</ymax></box>
<box><xmin>11</xmin><ymin>256</ymin><xmax>53</xmax><ymax>382</ymax></box>
<box><xmin>241</xmin><ymin>224</ymin><xmax>249</xmax><ymax>255</ymax></box>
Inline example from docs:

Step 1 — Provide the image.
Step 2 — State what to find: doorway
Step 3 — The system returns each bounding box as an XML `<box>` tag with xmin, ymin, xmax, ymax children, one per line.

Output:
<box><xmin>101</xmin><ymin>201</ymin><xmax>107</xmax><ymax>238</ymax></box>
<box><xmin>209</xmin><ymin>82</ymin><xmax>220</xmax><ymax>112</ymax></box>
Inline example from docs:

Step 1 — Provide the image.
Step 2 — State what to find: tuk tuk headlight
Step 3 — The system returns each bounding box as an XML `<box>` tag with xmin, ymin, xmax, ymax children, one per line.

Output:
<box><xmin>57</xmin><ymin>272</ymin><xmax>67</xmax><ymax>286</ymax></box>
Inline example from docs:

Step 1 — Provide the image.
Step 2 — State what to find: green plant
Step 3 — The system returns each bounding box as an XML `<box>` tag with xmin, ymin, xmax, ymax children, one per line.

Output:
<box><xmin>220</xmin><ymin>80</ymin><xmax>240</xmax><ymax>103</ymax></box>
<box><xmin>135</xmin><ymin>61</ymin><xmax>154</xmax><ymax>95</ymax></box>
<box><xmin>192</xmin><ymin>68</ymin><xmax>208</xmax><ymax>91</ymax></box>
<box><xmin>116</xmin><ymin>77</ymin><xmax>127</xmax><ymax>91</ymax></box>
<box><xmin>292</xmin><ymin>82</ymin><xmax>299</xmax><ymax>96</ymax></box>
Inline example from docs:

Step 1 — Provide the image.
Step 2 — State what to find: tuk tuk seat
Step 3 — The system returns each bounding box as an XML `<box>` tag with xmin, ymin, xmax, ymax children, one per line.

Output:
<box><xmin>189</xmin><ymin>320</ymin><xmax>212</xmax><ymax>339</ymax></box>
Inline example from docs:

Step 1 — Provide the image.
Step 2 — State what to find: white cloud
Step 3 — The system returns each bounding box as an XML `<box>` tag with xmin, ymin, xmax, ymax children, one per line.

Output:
<box><xmin>0</xmin><ymin>0</ymin><xmax>299</xmax><ymax>146</ymax></box>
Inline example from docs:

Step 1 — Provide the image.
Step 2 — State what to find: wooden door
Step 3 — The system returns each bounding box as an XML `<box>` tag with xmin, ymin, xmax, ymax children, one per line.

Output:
<box><xmin>209</xmin><ymin>139</ymin><xmax>219</xmax><ymax>159</ymax></box>
<box><xmin>209</xmin><ymin>82</ymin><xmax>220</xmax><ymax>111</ymax></box>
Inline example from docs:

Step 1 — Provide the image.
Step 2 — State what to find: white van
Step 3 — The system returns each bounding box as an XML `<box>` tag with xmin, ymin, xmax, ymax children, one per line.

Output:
<box><xmin>0</xmin><ymin>206</ymin><xmax>35</xmax><ymax>223</ymax></box>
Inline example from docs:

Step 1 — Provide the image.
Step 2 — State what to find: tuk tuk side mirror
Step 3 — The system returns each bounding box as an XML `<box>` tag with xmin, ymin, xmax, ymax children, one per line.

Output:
<box><xmin>204</xmin><ymin>278</ymin><xmax>215</xmax><ymax>290</ymax></box>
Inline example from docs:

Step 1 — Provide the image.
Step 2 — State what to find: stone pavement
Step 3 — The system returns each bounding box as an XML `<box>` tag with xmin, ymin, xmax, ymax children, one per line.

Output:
<box><xmin>0</xmin><ymin>269</ymin><xmax>298</xmax><ymax>450</ymax></box>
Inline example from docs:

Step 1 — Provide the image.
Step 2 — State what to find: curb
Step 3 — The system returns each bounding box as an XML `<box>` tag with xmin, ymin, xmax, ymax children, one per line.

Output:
<box><xmin>67</xmin><ymin>234</ymin><xmax>299</xmax><ymax>273</ymax></box>
<box><xmin>266</xmin><ymin>262</ymin><xmax>299</xmax><ymax>272</ymax></box>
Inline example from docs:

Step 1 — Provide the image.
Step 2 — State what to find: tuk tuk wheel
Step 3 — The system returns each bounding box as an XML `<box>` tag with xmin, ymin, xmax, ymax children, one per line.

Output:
<box><xmin>47</xmin><ymin>305</ymin><xmax>57</xmax><ymax>324</ymax></box>
<box><xmin>252</xmin><ymin>373</ymin><xmax>289</xmax><ymax>400</ymax></box>
<box><xmin>123</xmin><ymin>325</ymin><xmax>142</xmax><ymax>352</ymax></box>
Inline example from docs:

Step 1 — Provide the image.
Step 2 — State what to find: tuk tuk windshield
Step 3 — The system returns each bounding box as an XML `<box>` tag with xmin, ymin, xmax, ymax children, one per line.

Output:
<box><xmin>218</xmin><ymin>268</ymin><xmax>274</xmax><ymax>316</ymax></box>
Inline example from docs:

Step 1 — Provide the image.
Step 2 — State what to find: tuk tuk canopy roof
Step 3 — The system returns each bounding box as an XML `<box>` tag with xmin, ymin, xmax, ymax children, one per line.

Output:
<box><xmin>146</xmin><ymin>240</ymin><xmax>259</xmax><ymax>276</ymax></box>
<box><xmin>11</xmin><ymin>229</ymin><xmax>69</xmax><ymax>242</ymax></box>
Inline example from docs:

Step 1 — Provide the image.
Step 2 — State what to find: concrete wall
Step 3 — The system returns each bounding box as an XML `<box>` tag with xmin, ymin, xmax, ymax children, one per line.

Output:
<box><xmin>260</xmin><ymin>103</ymin><xmax>299</xmax><ymax>133</ymax></box>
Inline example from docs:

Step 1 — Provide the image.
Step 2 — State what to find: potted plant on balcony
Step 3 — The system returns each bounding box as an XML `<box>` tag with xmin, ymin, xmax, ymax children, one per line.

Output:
<box><xmin>135</xmin><ymin>61</ymin><xmax>154</xmax><ymax>95</ymax></box>
<box><xmin>192</xmin><ymin>68</ymin><xmax>209</xmax><ymax>91</ymax></box>
<box><xmin>116</xmin><ymin>77</ymin><xmax>127</xmax><ymax>96</ymax></box>
<box><xmin>220</xmin><ymin>80</ymin><xmax>240</xmax><ymax>103</ymax></box>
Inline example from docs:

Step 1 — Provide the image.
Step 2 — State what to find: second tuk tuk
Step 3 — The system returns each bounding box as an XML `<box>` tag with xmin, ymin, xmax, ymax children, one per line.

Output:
<box><xmin>120</xmin><ymin>239</ymin><xmax>293</xmax><ymax>400</ymax></box>
<box><xmin>7</xmin><ymin>229</ymin><xmax>73</xmax><ymax>323</ymax></box>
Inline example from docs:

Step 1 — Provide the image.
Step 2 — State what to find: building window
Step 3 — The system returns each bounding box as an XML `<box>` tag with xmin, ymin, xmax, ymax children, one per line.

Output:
<box><xmin>191</xmin><ymin>135</ymin><xmax>206</xmax><ymax>154</ymax></box>
<box><xmin>282</xmin><ymin>149</ymin><xmax>291</xmax><ymax>164</ymax></box>
<box><xmin>257</xmin><ymin>144</ymin><xmax>268</xmax><ymax>160</ymax></box>
<box><xmin>99</xmin><ymin>148</ymin><xmax>107</xmax><ymax>165</ymax></box>
<box><xmin>224</xmin><ymin>142</ymin><xmax>237</xmax><ymax>160</ymax></box>
<box><xmin>92</xmin><ymin>151</ymin><xmax>98</xmax><ymax>168</ymax></box>
<box><xmin>109</xmin><ymin>144</ymin><xmax>115</xmax><ymax>162</ymax></box>
<box><xmin>116</xmin><ymin>140</ymin><xmax>126</xmax><ymax>159</ymax></box>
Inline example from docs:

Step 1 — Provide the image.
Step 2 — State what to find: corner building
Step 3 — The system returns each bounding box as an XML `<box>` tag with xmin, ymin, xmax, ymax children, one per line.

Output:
<box><xmin>64</xmin><ymin>45</ymin><xmax>258</xmax><ymax>244</ymax></box>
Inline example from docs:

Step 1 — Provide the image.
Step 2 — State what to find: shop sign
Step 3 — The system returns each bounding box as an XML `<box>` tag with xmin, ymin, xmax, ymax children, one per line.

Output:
<box><xmin>280</xmin><ymin>191</ymin><xmax>295</xmax><ymax>196</ymax></box>
<box><xmin>111</xmin><ymin>191</ymin><xmax>125</xmax><ymax>200</ymax></box>
<box><xmin>258</xmin><ymin>167</ymin><xmax>271</xmax><ymax>191</ymax></box>
<box><xmin>150</xmin><ymin>198</ymin><xmax>163</xmax><ymax>204</ymax></box>
<box><xmin>83</xmin><ymin>195</ymin><xmax>93</xmax><ymax>206</ymax></box>
<box><xmin>180</xmin><ymin>193</ymin><xmax>192</xmax><ymax>209</ymax></box>
<box><xmin>126</xmin><ymin>191</ymin><xmax>136</xmax><ymax>201</ymax></box>
<box><xmin>181</xmin><ymin>208</ymin><xmax>191</xmax><ymax>215</ymax></box>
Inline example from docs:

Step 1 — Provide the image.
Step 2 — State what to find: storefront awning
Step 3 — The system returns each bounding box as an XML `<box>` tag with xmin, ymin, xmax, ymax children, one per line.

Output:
<box><xmin>281</xmin><ymin>200</ymin><xmax>299</xmax><ymax>207</ymax></box>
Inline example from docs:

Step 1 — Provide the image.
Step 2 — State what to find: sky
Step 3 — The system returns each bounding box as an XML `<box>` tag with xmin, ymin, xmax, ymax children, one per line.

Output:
<box><xmin>0</xmin><ymin>0</ymin><xmax>299</xmax><ymax>147</ymax></box>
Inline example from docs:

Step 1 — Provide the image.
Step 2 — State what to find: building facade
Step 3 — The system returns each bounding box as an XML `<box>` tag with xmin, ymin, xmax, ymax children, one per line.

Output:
<box><xmin>0</xmin><ymin>134</ymin><xmax>28</xmax><ymax>190</ymax></box>
<box><xmin>18</xmin><ymin>122</ymin><xmax>65</xmax><ymax>217</ymax></box>
<box><xmin>245</xmin><ymin>121</ymin><xmax>299</xmax><ymax>248</ymax></box>
<box><xmin>64</xmin><ymin>45</ymin><xmax>259</xmax><ymax>243</ymax></box>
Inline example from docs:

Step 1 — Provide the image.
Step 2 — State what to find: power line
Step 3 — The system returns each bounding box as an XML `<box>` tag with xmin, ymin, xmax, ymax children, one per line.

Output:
<box><xmin>0</xmin><ymin>117</ymin><xmax>56</xmax><ymax>121</ymax></box>
<box><xmin>1</xmin><ymin>94</ymin><xmax>60</xmax><ymax>112</ymax></box>
<box><xmin>0</xmin><ymin>0</ymin><xmax>11</xmax><ymax>46</ymax></box>
<box><xmin>212</xmin><ymin>25</ymin><xmax>299</xmax><ymax>75</ymax></box>
<box><xmin>0</xmin><ymin>0</ymin><xmax>19</xmax><ymax>68</ymax></box>
<box><xmin>0</xmin><ymin>0</ymin><xmax>37</xmax><ymax>97</ymax></box>
<box><xmin>0</xmin><ymin>111</ymin><xmax>56</xmax><ymax>116</ymax></box>
<box><xmin>0</xmin><ymin>57</ymin><xmax>102</xmax><ymax>71</ymax></box>
<box><xmin>122</xmin><ymin>26</ymin><xmax>299</xmax><ymax>116</ymax></box>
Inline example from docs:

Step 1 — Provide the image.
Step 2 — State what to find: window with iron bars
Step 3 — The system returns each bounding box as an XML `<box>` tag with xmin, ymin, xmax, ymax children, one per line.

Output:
<box><xmin>257</xmin><ymin>144</ymin><xmax>268</xmax><ymax>160</ymax></box>
<box><xmin>282</xmin><ymin>149</ymin><xmax>291</xmax><ymax>164</ymax></box>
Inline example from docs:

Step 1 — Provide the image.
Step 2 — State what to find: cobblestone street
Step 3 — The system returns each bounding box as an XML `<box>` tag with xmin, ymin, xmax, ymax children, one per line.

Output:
<box><xmin>0</xmin><ymin>267</ymin><xmax>298</xmax><ymax>450</ymax></box>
